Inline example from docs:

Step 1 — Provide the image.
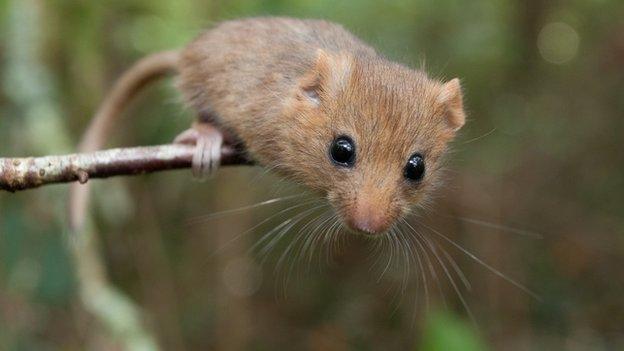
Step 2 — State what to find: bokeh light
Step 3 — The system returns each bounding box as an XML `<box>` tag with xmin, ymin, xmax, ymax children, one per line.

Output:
<box><xmin>538</xmin><ymin>22</ymin><xmax>580</xmax><ymax>64</ymax></box>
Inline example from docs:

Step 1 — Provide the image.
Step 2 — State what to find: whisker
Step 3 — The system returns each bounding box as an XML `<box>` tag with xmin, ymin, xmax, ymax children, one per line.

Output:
<box><xmin>395</xmin><ymin>228</ymin><xmax>412</xmax><ymax>294</ymax></box>
<box><xmin>400</xmin><ymin>219</ymin><xmax>447</xmax><ymax>310</ymax></box>
<box><xmin>303</xmin><ymin>211</ymin><xmax>337</xmax><ymax>270</ymax></box>
<box><xmin>421</xmin><ymin>233</ymin><xmax>477</xmax><ymax>326</ymax></box>
<box><xmin>414</xmin><ymin>232</ymin><xmax>430</xmax><ymax>317</ymax></box>
<box><xmin>249</xmin><ymin>162</ymin><xmax>282</xmax><ymax>184</ymax></box>
<box><xmin>378</xmin><ymin>232</ymin><xmax>395</xmax><ymax>282</ymax></box>
<box><xmin>187</xmin><ymin>194</ymin><xmax>308</xmax><ymax>225</ymax></box>
<box><xmin>397</xmin><ymin>223</ymin><xmax>427</xmax><ymax>327</ymax></box>
<box><xmin>257</xmin><ymin>203</ymin><xmax>327</xmax><ymax>261</ymax></box>
<box><xmin>269</xmin><ymin>205</ymin><xmax>328</xmax><ymax>272</ymax></box>
<box><xmin>369</xmin><ymin>235</ymin><xmax>388</xmax><ymax>274</ymax></box>
<box><xmin>419</xmin><ymin>221</ymin><xmax>542</xmax><ymax>301</ymax></box>
<box><xmin>297</xmin><ymin>212</ymin><xmax>327</xmax><ymax>272</ymax></box>
<box><xmin>263</xmin><ymin>206</ymin><xmax>326</xmax><ymax>297</ymax></box>
<box><xmin>461</xmin><ymin>128</ymin><xmax>496</xmax><ymax>145</ymax></box>
<box><xmin>403</xmin><ymin>219</ymin><xmax>471</xmax><ymax>291</ymax></box>
<box><xmin>278</xmin><ymin>221</ymin><xmax>316</xmax><ymax>290</ymax></box>
<box><xmin>303</xmin><ymin>212</ymin><xmax>335</xmax><ymax>269</ymax></box>
<box><xmin>213</xmin><ymin>198</ymin><xmax>321</xmax><ymax>255</ymax></box>
<box><xmin>324</xmin><ymin>216</ymin><xmax>343</xmax><ymax>262</ymax></box>
<box><xmin>321</xmin><ymin>217</ymin><xmax>338</xmax><ymax>264</ymax></box>
<box><xmin>436</xmin><ymin>241</ymin><xmax>471</xmax><ymax>291</ymax></box>
<box><xmin>447</xmin><ymin>215</ymin><xmax>543</xmax><ymax>239</ymax></box>
<box><xmin>251</xmin><ymin>218</ymin><xmax>294</xmax><ymax>258</ymax></box>
<box><xmin>284</xmin><ymin>208</ymin><xmax>333</xmax><ymax>282</ymax></box>
<box><xmin>386</xmin><ymin>229</ymin><xmax>407</xmax><ymax>316</ymax></box>
<box><xmin>390</xmin><ymin>226</ymin><xmax>422</xmax><ymax>317</ymax></box>
<box><xmin>333</xmin><ymin>221</ymin><xmax>347</xmax><ymax>255</ymax></box>
<box><xmin>378</xmin><ymin>231</ymin><xmax>404</xmax><ymax>308</ymax></box>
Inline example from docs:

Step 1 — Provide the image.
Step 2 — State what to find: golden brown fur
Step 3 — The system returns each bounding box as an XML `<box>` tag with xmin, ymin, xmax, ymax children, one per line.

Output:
<box><xmin>178</xmin><ymin>17</ymin><xmax>465</xmax><ymax>233</ymax></box>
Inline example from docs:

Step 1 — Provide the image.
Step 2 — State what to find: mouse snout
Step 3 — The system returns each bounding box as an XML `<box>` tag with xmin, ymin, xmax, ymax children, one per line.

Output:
<box><xmin>346</xmin><ymin>196</ymin><xmax>393</xmax><ymax>235</ymax></box>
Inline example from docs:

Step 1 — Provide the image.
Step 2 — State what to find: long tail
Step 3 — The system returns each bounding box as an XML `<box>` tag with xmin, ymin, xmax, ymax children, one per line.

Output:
<box><xmin>69</xmin><ymin>50</ymin><xmax>180</xmax><ymax>230</ymax></box>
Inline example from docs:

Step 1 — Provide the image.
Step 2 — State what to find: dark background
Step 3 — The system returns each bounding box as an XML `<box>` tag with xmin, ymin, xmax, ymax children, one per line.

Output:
<box><xmin>1</xmin><ymin>0</ymin><xmax>623</xmax><ymax>350</ymax></box>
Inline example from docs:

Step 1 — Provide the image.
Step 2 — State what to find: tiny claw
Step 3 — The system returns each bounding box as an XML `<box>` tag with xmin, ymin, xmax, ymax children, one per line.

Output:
<box><xmin>174</xmin><ymin>123</ymin><xmax>223</xmax><ymax>180</ymax></box>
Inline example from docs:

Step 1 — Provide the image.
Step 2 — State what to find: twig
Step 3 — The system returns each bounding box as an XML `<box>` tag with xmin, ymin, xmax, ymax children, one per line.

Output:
<box><xmin>0</xmin><ymin>143</ymin><xmax>251</xmax><ymax>192</ymax></box>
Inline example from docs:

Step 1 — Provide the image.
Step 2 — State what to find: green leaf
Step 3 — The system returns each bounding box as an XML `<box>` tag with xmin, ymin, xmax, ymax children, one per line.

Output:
<box><xmin>419</xmin><ymin>310</ymin><xmax>488</xmax><ymax>351</ymax></box>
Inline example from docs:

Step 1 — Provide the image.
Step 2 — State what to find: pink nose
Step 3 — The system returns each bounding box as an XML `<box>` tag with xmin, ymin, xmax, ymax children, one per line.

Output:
<box><xmin>347</xmin><ymin>200</ymin><xmax>390</xmax><ymax>234</ymax></box>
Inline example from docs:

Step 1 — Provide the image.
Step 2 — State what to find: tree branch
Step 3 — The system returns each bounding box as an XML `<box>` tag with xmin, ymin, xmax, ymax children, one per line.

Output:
<box><xmin>0</xmin><ymin>144</ymin><xmax>251</xmax><ymax>192</ymax></box>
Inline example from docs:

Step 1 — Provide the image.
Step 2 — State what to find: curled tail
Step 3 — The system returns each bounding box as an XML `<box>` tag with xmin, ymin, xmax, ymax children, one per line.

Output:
<box><xmin>69</xmin><ymin>50</ymin><xmax>180</xmax><ymax>230</ymax></box>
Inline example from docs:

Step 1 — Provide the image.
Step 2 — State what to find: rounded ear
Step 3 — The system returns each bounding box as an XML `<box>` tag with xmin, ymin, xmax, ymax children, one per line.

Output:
<box><xmin>299</xmin><ymin>49</ymin><xmax>352</xmax><ymax>106</ymax></box>
<box><xmin>437</xmin><ymin>78</ymin><xmax>466</xmax><ymax>131</ymax></box>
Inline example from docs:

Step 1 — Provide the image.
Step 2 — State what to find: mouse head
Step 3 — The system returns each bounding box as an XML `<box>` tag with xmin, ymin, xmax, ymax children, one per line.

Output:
<box><xmin>280</xmin><ymin>50</ymin><xmax>465</xmax><ymax>235</ymax></box>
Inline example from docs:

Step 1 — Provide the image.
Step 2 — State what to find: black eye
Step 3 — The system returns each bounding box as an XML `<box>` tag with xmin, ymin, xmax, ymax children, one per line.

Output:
<box><xmin>329</xmin><ymin>135</ymin><xmax>356</xmax><ymax>167</ymax></box>
<box><xmin>404</xmin><ymin>153</ymin><xmax>425</xmax><ymax>181</ymax></box>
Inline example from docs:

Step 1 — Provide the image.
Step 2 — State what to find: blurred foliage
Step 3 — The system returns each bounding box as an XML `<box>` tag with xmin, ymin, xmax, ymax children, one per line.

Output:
<box><xmin>420</xmin><ymin>310</ymin><xmax>487</xmax><ymax>351</ymax></box>
<box><xmin>1</xmin><ymin>0</ymin><xmax>624</xmax><ymax>350</ymax></box>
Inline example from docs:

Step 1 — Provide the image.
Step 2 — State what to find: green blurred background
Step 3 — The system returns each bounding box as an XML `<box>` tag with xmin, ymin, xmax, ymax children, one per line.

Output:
<box><xmin>1</xmin><ymin>0</ymin><xmax>623</xmax><ymax>350</ymax></box>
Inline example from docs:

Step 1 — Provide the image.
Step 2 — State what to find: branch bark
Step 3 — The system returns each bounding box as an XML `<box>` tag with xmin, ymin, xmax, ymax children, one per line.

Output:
<box><xmin>0</xmin><ymin>144</ymin><xmax>250</xmax><ymax>192</ymax></box>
